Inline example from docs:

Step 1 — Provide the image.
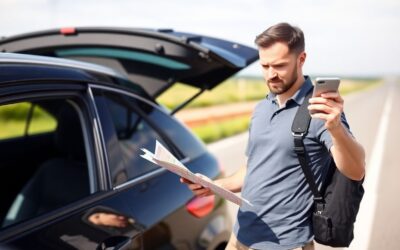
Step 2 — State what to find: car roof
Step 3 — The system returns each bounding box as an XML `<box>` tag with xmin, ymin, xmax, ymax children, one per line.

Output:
<box><xmin>0</xmin><ymin>52</ymin><xmax>128</xmax><ymax>81</ymax></box>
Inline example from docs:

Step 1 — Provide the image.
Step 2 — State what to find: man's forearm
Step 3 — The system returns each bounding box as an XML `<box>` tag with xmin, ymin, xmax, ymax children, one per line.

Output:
<box><xmin>216</xmin><ymin>164</ymin><xmax>247</xmax><ymax>193</ymax></box>
<box><xmin>330</xmin><ymin>124</ymin><xmax>366</xmax><ymax>181</ymax></box>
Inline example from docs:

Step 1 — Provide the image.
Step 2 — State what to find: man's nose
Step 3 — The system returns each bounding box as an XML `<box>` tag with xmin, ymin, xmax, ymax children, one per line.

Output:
<box><xmin>267</xmin><ymin>67</ymin><xmax>277</xmax><ymax>80</ymax></box>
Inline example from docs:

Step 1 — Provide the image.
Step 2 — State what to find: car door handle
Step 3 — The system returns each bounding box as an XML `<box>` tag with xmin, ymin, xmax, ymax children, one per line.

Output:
<box><xmin>97</xmin><ymin>235</ymin><xmax>135</xmax><ymax>250</ymax></box>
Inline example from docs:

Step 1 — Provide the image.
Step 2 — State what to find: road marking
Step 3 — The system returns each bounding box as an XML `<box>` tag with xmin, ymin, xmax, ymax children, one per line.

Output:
<box><xmin>349</xmin><ymin>85</ymin><xmax>394</xmax><ymax>250</ymax></box>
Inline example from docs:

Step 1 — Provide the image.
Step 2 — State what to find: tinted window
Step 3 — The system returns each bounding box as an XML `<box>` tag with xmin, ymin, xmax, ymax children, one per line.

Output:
<box><xmin>94</xmin><ymin>90</ymin><xmax>172</xmax><ymax>186</ymax></box>
<box><xmin>56</xmin><ymin>47</ymin><xmax>190</xmax><ymax>70</ymax></box>
<box><xmin>0</xmin><ymin>98</ymin><xmax>91</xmax><ymax>229</ymax></box>
<box><xmin>93</xmin><ymin>88</ymin><xmax>207</xmax><ymax>187</ymax></box>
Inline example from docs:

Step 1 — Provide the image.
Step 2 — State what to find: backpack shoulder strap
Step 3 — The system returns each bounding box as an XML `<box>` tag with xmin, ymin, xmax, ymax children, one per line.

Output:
<box><xmin>291</xmin><ymin>90</ymin><xmax>313</xmax><ymax>136</ymax></box>
<box><xmin>291</xmin><ymin>89</ymin><xmax>324</xmax><ymax>202</ymax></box>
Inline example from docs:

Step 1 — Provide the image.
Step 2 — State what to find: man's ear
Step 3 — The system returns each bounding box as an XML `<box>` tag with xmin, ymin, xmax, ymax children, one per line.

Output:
<box><xmin>298</xmin><ymin>52</ymin><xmax>306</xmax><ymax>66</ymax></box>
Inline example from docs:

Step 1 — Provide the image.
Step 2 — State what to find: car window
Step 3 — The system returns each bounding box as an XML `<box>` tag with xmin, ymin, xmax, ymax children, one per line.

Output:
<box><xmin>0</xmin><ymin>98</ymin><xmax>92</xmax><ymax>229</ymax></box>
<box><xmin>0</xmin><ymin>102</ymin><xmax>56</xmax><ymax>140</ymax></box>
<box><xmin>56</xmin><ymin>47</ymin><xmax>190</xmax><ymax>70</ymax></box>
<box><xmin>28</xmin><ymin>104</ymin><xmax>57</xmax><ymax>136</ymax></box>
<box><xmin>93</xmin><ymin>90</ymin><xmax>177</xmax><ymax>186</ymax></box>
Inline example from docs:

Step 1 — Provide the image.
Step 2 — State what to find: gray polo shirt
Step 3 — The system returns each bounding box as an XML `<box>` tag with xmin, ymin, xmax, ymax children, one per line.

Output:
<box><xmin>234</xmin><ymin>76</ymin><xmax>351</xmax><ymax>250</ymax></box>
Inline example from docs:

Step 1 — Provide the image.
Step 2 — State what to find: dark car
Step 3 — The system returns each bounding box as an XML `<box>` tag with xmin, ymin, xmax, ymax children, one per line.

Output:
<box><xmin>0</xmin><ymin>28</ymin><xmax>258</xmax><ymax>249</ymax></box>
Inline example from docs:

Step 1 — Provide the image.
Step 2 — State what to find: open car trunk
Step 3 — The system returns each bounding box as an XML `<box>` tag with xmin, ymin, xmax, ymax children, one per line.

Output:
<box><xmin>0</xmin><ymin>27</ymin><xmax>258</xmax><ymax>111</ymax></box>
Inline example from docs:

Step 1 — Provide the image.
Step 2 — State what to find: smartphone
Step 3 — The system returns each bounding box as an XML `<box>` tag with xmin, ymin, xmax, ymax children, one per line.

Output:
<box><xmin>312</xmin><ymin>77</ymin><xmax>340</xmax><ymax>97</ymax></box>
<box><xmin>310</xmin><ymin>77</ymin><xmax>340</xmax><ymax>114</ymax></box>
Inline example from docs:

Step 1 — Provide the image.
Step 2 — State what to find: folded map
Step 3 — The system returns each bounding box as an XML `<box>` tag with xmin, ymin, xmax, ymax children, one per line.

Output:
<box><xmin>140</xmin><ymin>140</ymin><xmax>252</xmax><ymax>207</ymax></box>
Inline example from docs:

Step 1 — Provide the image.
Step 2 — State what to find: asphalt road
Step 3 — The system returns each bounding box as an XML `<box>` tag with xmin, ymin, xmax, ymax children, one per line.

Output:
<box><xmin>207</xmin><ymin>79</ymin><xmax>400</xmax><ymax>250</ymax></box>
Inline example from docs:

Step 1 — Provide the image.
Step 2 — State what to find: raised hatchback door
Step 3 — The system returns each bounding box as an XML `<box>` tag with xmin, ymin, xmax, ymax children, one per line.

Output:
<box><xmin>0</xmin><ymin>27</ymin><xmax>258</xmax><ymax>100</ymax></box>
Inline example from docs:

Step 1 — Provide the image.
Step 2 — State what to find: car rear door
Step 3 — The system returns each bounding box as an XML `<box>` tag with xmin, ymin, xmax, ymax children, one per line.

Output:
<box><xmin>0</xmin><ymin>78</ymin><xmax>144</xmax><ymax>250</ymax></box>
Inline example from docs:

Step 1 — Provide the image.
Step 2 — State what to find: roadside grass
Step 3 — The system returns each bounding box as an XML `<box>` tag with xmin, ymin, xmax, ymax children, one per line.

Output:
<box><xmin>0</xmin><ymin>118</ymin><xmax>56</xmax><ymax>140</ymax></box>
<box><xmin>0</xmin><ymin>120</ymin><xmax>27</xmax><ymax>139</ymax></box>
<box><xmin>0</xmin><ymin>103</ymin><xmax>57</xmax><ymax>140</ymax></box>
<box><xmin>157</xmin><ymin>78</ymin><xmax>266</xmax><ymax>110</ymax></box>
<box><xmin>339</xmin><ymin>78</ymin><xmax>382</xmax><ymax>95</ymax></box>
<box><xmin>192</xmin><ymin>116</ymin><xmax>251</xmax><ymax>144</ymax></box>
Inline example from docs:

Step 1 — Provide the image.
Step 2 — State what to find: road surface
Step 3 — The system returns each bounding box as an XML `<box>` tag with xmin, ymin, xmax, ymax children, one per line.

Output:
<box><xmin>207</xmin><ymin>79</ymin><xmax>400</xmax><ymax>250</ymax></box>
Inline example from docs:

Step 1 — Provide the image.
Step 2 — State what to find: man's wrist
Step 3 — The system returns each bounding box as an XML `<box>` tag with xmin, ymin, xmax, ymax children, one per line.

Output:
<box><xmin>328</xmin><ymin>122</ymin><xmax>346</xmax><ymax>138</ymax></box>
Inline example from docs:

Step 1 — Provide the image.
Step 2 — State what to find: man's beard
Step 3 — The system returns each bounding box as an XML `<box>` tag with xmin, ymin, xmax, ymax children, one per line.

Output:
<box><xmin>267</xmin><ymin>67</ymin><xmax>298</xmax><ymax>95</ymax></box>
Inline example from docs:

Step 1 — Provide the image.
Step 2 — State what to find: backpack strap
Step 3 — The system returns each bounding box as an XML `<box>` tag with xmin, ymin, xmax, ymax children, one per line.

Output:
<box><xmin>291</xmin><ymin>89</ymin><xmax>324</xmax><ymax>203</ymax></box>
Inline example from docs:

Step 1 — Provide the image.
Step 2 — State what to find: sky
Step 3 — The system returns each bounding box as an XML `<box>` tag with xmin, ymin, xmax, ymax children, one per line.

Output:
<box><xmin>1</xmin><ymin>0</ymin><xmax>399</xmax><ymax>77</ymax></box>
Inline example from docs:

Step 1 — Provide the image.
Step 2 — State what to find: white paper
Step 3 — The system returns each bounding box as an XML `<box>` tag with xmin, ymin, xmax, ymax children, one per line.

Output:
<box><xmin>140</xmin><ymin>140</ymin><xmax>252</xmax><ymax>207</ymax></box>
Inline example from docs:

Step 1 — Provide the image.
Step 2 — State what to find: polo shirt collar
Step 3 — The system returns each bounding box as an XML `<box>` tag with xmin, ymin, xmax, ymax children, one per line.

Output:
<box><xmin>291</xmin><ymin>76</ymin><xmax>313</xmax><ymax>105</ymax></box>
<box><xmin>266</xmin><ymin>76</ymin><xmax>313</xmax><ymax>105</ymax></box>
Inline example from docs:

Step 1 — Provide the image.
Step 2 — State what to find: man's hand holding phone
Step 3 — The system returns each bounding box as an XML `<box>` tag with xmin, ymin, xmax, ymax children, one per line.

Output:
<box><xmin>308</xmin><ymin>77</ymin><xmax>344</xmax><ymax>131</ymax></box>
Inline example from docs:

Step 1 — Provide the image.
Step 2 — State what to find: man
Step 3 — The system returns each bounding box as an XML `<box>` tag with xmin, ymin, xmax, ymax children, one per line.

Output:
<box><xmin>181</xmin><ymin>23</ymin><xmax>365</xmax><ymax>250</ymax></box>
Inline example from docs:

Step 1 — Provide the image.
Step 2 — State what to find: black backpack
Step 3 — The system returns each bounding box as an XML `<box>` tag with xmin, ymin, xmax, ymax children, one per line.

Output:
<box><xmin>291</xmin><ymin>90</ymin><xmax>364</xmax><ymax>247</ymax></box>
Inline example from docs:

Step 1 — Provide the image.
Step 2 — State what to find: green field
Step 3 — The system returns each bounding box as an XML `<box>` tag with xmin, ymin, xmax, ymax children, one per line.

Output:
<box><xmin>157</xmin><ymin>78</ymin><xmax>266</xmax><ymax>110</ymax></box>
<box><xmin>157</xmin><ymin>77</ymin><xmax>381</xmax><ymax>111</ymax></box>
<box><xmin>192</xmin><ymin>116</ymin><xmax>251</xmax><ymax>144</ymax></box>
<box><xmin>0</xmin><ymin>103</ymin><xmax>57</xmax><ymax>140</ymax></box>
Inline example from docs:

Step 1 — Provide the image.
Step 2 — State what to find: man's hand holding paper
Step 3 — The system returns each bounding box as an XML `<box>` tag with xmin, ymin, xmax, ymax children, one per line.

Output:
<box><xmin>140</xmin><ymin>140</ymin><xmax>251</xmax><ymax>207</ymax></box>
<box><xmin>180</xmin><ymin>174</ymin><xmax>216</xmax><ymax>197</ymax></box>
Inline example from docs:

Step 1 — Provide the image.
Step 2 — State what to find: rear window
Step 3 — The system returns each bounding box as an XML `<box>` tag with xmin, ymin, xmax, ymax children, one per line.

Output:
<box><xmin>55</xmin><ymin>47</ymin><xmax>190</xmax><ymax>70</ymax></box>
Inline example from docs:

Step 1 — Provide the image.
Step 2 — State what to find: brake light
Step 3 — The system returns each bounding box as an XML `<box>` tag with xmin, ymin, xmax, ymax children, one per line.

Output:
<box><xmin>186</xmin><ymin>195</ymin><xmax>215</xmax><ymax>218</ymax></box>
<box><xmin>60</xmin><ymin>27</ymin><xmax>77</xmax><ymax>36</ymax></box>
<box><xmin>217</xmin><ymin>159</ymin><xmax>225</xmax><ymax>174</ymax></box>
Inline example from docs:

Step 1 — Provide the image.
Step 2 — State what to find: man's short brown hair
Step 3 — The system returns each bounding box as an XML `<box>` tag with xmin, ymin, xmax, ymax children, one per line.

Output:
<box><xmin>255</xmin><ymin>22</ymin><xmax>305</xmax><ymax>54</ymax></box>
